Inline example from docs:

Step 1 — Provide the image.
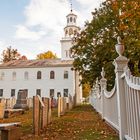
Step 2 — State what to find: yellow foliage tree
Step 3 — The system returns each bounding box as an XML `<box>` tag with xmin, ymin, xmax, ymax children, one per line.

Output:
<box><xmin>37</xmin><ymin>51</ymin><xmax>57</xmax><ymax>59</ymax></box>
<box><xmin>82</xmin><ymin>83</ymin><xmax>91</xmax><ymax>98</ymax></box>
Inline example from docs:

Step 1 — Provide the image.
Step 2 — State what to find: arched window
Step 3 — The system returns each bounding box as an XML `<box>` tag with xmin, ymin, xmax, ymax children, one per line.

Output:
<box><xmin>69</xmin><ymin>50</ymin><xmax>72</xmax><ymax>58</ymax></box>
<box><xmin>67</xmin><ymin>18</ymin><xmax>69</xmax><ymax>23</ymax></box>
<box><xmin>65</xmin><ymin>30</ymin><xmax>68</xmax><ymax>36</ymax></box>
<box><xmin>70</xmin><ymin>17</ymin><xmax>72</xmax><ymax>22</ymax></box>
<box><xmin>12</xmin><ymin>72</ymin><xmax>16</xmax><ymax>80</ymax></box>
<box><xmin>69</xmin><ymin>28</ymin><xmax>73</xmax><ymax>35</ymax></box>
<box><xmin>74</xmin><ymin>30</ymin><xmax>77</xmax><ymax>35</ymax></box>
<box><xmin>24</xmin><ymin>71</ymin><xmax>28</xmax><ymax>80</ymax></box>
<box><xmin>64</xmin><ymin>71</ymin><xmax>68</xmax><ymax>79</ymax></box>
<box><xmin>37</xmin><ymin>71</ymin><xmax>41</xmax><ymax>79</ymax></box>
<box><xmin>65</xmin><ymin>50</ymin><xmax>68</xmax><ymax>57</ymax></box>
<box><xmin>50</xmin><ymin>71</ymin><xmax>55</xmax><ymax>79</ymax></box>
<box><xmin>74</xmin><ymin>18</ymin><xmax>76</xmax><ymax>23</ymax></box>
<box><xmin>0</xmin><ymin>72</ymin><xmax>5</xmax><ymax>80</ymax></box>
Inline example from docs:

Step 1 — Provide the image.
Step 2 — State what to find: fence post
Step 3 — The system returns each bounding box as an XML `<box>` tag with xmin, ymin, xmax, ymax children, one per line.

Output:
<box><xmin>114</xmin><ymin>37</ymin><xmax>128</xmax><ymax>140</ymax></box>
<box><xmin>100</xmin><ymin>68</ymin><xmax>107</xmax><ymax>119</ymax></box>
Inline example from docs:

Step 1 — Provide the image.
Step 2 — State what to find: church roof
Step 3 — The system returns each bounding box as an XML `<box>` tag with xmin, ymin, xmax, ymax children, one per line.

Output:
<box><xmin>0</xmin><ymin>59</ymin><xmax>73</xmax><ymax>69</ymax></box>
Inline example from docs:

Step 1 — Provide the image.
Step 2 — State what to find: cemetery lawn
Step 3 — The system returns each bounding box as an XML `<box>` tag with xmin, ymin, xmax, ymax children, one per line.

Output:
<box><xmin>0</xmin><ymin>105</ymin><xmax>119</xmax><ymax>140</ymax></box>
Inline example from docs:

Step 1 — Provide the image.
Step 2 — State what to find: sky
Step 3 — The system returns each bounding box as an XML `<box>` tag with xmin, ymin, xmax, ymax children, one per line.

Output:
<box><xmin>0</xmin><ymin>0</ymin><xmax>104</xmax><ymax>59</ymax></box>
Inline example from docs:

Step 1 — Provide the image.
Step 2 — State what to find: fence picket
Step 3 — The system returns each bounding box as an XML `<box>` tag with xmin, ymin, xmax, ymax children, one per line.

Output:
<box><xmin>89</xmin><ymin>37</ymin><xmax>140</xmax><ymax>140</ymax></box>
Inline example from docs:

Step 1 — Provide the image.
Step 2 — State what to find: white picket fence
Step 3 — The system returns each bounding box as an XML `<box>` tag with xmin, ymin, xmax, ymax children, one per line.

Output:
<box><xmin>89</xmin><ymin>37</ymin><xmax>140</xmax><ymax>140</ymax></box>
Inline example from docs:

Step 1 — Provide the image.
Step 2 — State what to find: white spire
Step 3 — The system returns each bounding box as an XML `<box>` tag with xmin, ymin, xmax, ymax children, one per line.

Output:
<box><xmin>70</xmin><ymin>0</ymin><xmax>73</xmax><ymax>12</ymax></box>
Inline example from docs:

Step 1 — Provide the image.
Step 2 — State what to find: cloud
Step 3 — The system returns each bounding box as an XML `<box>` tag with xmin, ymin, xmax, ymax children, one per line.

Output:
<box><xmin>14</xmin><ymin>0</ymin><xmax>104</xmax><ymax>58</ymax></box>
<box><xmin>15</xmin><ymin>25</ymin><xmax>46</xmax><ymax>40</ymax></box>
<box><xmin>76</xmin><ymin>0</ymin><xmax>105</xmax><ymax>23</ymax></box>
<box><xmin>15</xmin><ymin>0</ymin><xmax>70</xmax><ymax>41</ymax></box>
<box><xmin>24</xmin><ymin>0</ymin><xmax>69</xmax><ymax>28</ymax></box>
<box><xmin>0</xmin><ymin>40</ymin><xmax>5</xmax><ymax>48</ymax></box>
<box><xmin>0</xmin><ymin>40</ymin><xmax>8</xmax><ymax>60</ymax></box>
<box><xmin>76</xmin><ymin>0</ymin><xmax>103</xmax><ymax>6</ymax></box>
<box><xmin>0</xmin><ymin>40</ymin><xmax>8</xmax><ymax>51</ymax></box>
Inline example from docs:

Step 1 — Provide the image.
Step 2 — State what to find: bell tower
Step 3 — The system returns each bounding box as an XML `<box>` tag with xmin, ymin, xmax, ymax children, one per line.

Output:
<box><xmin>60</xmin><ymin>4</ymin><xmax>80</xmax><ymax>60</ymax></box>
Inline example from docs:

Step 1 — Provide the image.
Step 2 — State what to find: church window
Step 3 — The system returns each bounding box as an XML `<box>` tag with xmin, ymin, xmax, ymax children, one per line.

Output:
<box><xmin>24</xmin><ymin>71</ymin><xmax>28</xmax><ymax>80</ymax></box>
<box><xmin>57</xmin><ymin>92</ymin><xmax>61</xmax><ymax>97</ymax></box>
<box><xmin>11</xmin><ymin>89</ymin><xmax>15</xmax><ymax>97</ymax></box>
<box><xmin>67</xmin><ymin>18</ymin><xmax>69</xmax><ymax>23</ymax></box>
<box><xmin>74</xmin><ymin>30</ymin><xmax>77</xmax><ymax>35</ymax></box>
<box><xmin>74</xmin><ymin>18</ymin><xmax>76</xmax><ymax>23</ymax></box>
<box><xmin>64</xmin><ymin>71</ymin><xmax>68</xmax><ymax>79</ymax></box>
<box><xmin>36</xmin><ymin>89</ymin><xmax>41</xmax><ymax>96</ymax></box>
<box><xmin>63</xmin><ymin>89</ymin><xmax>68</xmax><ymax>97</ymax></box>
<box><xmin>65</xmin><ymin>30</ymin><xmax>68</xmax><ymax>36</ymax></box>
<box><xmin>0</xmin><ymin>72</ymin><xmax>5</xmax><ymax>80</ymax></box>
<box><xmin>69</xmin><ymin>50</ymin><xmax>72</xmax><ymax>58</ymax></box>
<box><xmin>70</xmin><ymin>17</ymin><xmax>72</xmax><ymax>22</ymax></box>
<box><xmin>0</xmin><ymin>89</ymin><xmax>3</xmax><ymax>97</ymax></box>
<box><xmin>12</xmin><ymin>72</ymin><xmax>16</xmax><ymax>80</ymax></box>
<box><xmin>65</xmin><ymin>50</ymin><xmax>68</xmax><ymax>57</ymax></box>
<box><xmin>37</xmin><ymin>71</ymin><xmax>41</xmax><ymax>79</ymax></box>
<box><xmin>69</xmin><ymin>28</ymin><xmax>73</xmax><ymax>35</ymax></box>
<box><xmin>50</xmin><ymin>71</ymin><xmax>55</xmax><ymax>79</ymax></box>
<box><xmin>50</xmin><ymin>89</ymin><xmax>54</xmax><ymax>98</ymax></box>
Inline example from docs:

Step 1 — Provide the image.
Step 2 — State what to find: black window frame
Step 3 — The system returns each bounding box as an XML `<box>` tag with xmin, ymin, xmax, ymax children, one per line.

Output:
<box><xmin>36</xmin><ymin>89</ymin><xmax>41</xmax><ymax>96</ymax></box>
<box><xmin>50</xmin><ymin>89</ymin><xmax>54</xmax><ymax>98</ymax></box>
<box><xmin>64</xmin><ymin>71</ymin><xmax>68</xmax><ymax>79</ymax></box>
<box><xmin>0</xmin><ymin>89</ymin><xmax>3</xmax><ymax>97</ymax></box>
<box><xmin>11</xmin><ymin>89</ymin><xmax>15</xmax><ymax>97</ymax></box>
<box><xmin>63</xmin><ymin>89</ymin><xmax>68</xmax><ymax>97</ymax></box>
<box><xmin>37</xmin><ymin>71</ymin><xmax>42</xmax><ymax>79</ymax></box>
<box><xmin>50</xmin><ymin>71</ymin><xmax>55</xmax><ymax>79</ymax></box>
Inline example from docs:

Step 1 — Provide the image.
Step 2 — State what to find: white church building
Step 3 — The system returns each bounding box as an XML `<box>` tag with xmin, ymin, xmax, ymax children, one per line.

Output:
<box><xmin>0</xmin><ymin>10</ymin><xmax>82</xmax><ymax>105</ymax></box>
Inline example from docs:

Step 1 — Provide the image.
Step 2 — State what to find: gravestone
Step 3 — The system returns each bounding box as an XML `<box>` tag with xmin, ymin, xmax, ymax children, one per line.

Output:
<box><xmin>41</xmin><ymin>97</ymin><xmax>48</xmax><ymax>129</ymax></box>
<box><xmin>0</xmin><ymin>102</ymin><xmax>5</xmax><ymax>119</ymax></box>
<box><xmin>48</xmin><ymin>98</ymin><xmax>51</xmax><ymax>124</ymax></box>
<box><xmin>0</xmin><ymin>122</ymin><xmax>21</xmax><ymax>140</ymax></box>
<box><xmin>27</xmin><ymin>98</ymin><xmax>33</xmax><ymax>108</ymax></box>
<box><xmin>33</xmin><ymin>96</ymin><xmax>40</xmax><ymax>136</ymax></box>
<box><xmin>14</xmin><ymin>89</ymin><xmax>29</xmax><ymax>110</ymax></box>
<box><xmin>10</xmin><ymin>97</ymin><xmax>16</xmax><ymax>109</ymax></box>
<box><xmin>58</xmin><ymin>96</ymin><xmax>61</xmax><ymax>117</ymax></box>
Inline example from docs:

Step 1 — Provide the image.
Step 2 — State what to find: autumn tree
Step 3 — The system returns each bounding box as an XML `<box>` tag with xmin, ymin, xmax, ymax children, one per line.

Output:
<box><xmin>1</xmin><ymin>46</ymin><xmax>21</xmax><ymax>63</ymax></box>
<box><xmin>82</xmin><ymin>83</ymin><xmax>91</xmax><ymax>98</ymax></box>
<box><xmin>19</xmin><ymin>55</ymin><xmax>28</xmax><ymax>60</ymax></box>
<box><xmin>37</xmin><ymin>51</ymin><xmax>57</xmax><ymax>59</ymax></box>
<box><xmin>71</xmin><ymin>0</ymin><xmax>140</xmax><ymax>89</ymax></box>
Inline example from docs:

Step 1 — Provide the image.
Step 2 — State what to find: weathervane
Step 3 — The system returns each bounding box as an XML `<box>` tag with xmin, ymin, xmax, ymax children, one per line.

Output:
<box><xmin>70</xmin><ymin>0</ymin><xmax>73</xmax><ymax>12</ymax></box>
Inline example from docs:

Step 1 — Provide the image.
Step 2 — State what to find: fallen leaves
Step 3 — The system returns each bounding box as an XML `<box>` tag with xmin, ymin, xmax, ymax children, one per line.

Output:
<box><xmin>1</xmin><ymin>105</ymin><xmax>119</xmax><ymax>140</ymax></box>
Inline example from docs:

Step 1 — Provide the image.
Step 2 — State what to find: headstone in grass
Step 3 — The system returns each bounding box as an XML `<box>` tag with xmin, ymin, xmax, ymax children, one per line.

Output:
<box><xmin>0</xmin><ymin>102</ymin><xmax>5</xmax><ymax>118</ymax></box>
<box><xmin>14</xmin><ymin>89</ymin><xmax>29</xmax><ymax>110</ymax></box>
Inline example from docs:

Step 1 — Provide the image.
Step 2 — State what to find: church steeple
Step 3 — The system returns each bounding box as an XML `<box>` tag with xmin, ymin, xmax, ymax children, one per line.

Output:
<box><xmin>64</xmin><ymin>2</ymin><xmax>80</xmax><ymax>37</ymax></box>
<box><xmin>66</xmin><ymin>11</ymin><xmax>77</xmax><ymax>26</ymax></box>
<box><xmin>60</xmin><ymin>3</ymin><xmax>80</xmax><ymax>60</ymax></box>
<box><xmin>70</xmin><ymin>0</ymin><xmax>73</xmax><ymax>12</ymax></box>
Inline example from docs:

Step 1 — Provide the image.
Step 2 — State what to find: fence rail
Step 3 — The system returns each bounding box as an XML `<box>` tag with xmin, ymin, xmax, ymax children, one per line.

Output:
<box><xmin>90</xmin><ymin>37</ymin><xmax>140</xmax><ymax>140</ymax></box>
